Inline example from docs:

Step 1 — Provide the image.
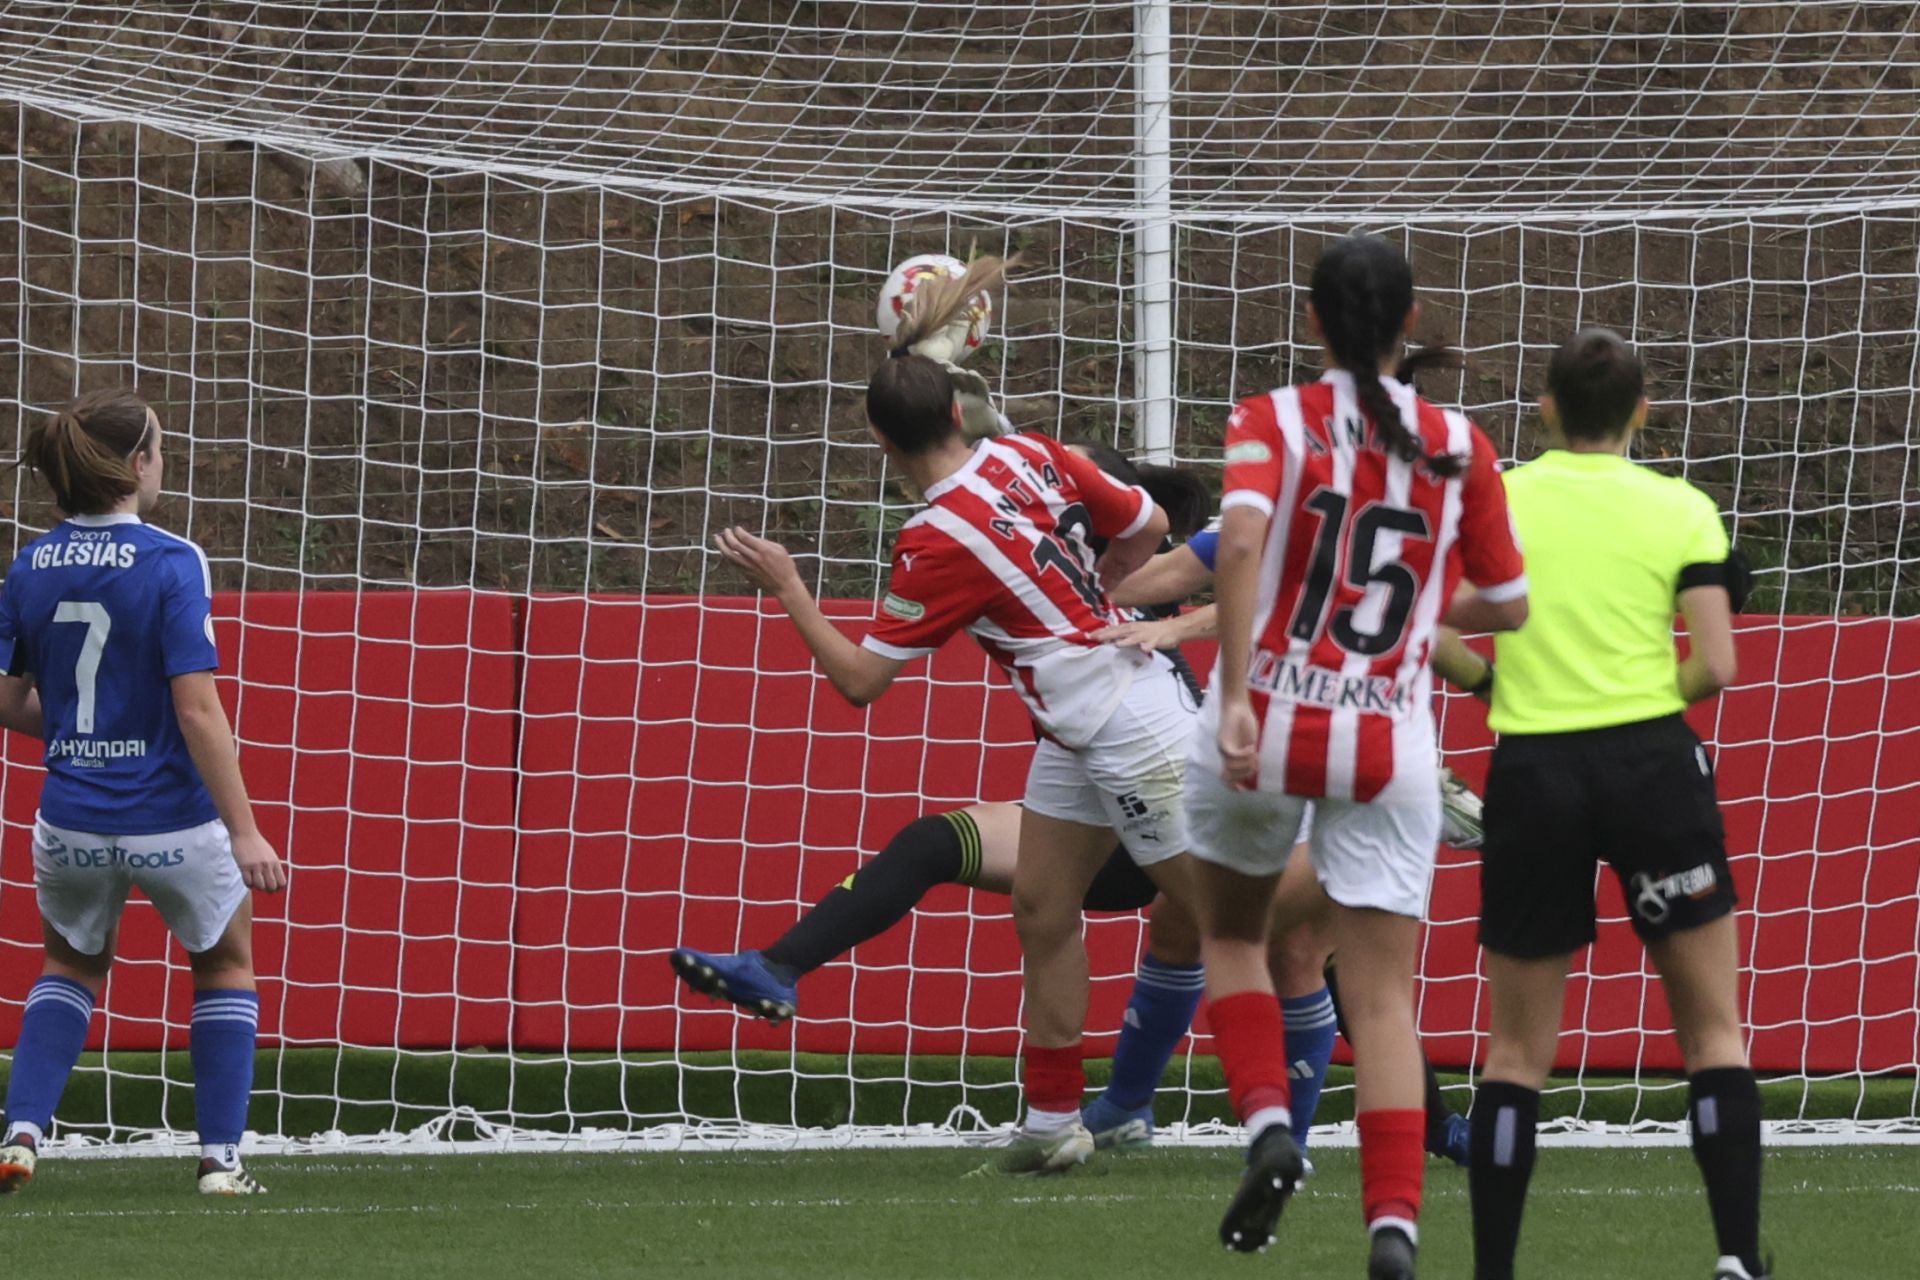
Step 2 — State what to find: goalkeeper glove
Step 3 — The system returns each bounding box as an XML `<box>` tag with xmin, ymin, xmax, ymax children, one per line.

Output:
<box><xmin>1439</xmin><ymin>766</ymin><xmax>1485</xmax><ymax>850</ymax></box>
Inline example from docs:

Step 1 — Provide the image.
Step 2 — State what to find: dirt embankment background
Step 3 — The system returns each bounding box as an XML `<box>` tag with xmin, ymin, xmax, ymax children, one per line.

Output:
<box><xmin>0</xmin><ymin>3</ymin><xmax>1913</xmax><ymax>611</ymax></box>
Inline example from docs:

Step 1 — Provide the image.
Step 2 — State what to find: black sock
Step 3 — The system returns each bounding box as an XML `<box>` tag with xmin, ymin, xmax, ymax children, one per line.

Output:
<box><xmin>1469</xmin><ymin>1079</ymin><xmax>1540</xmax><ymax>1280</ymax></box>
<box><xmin>1325</xmin><ymin>964</ymin><xmax>1348</xmax><ymax>1038</ymax></box>
<box><xmin>1689</xmin><ymin>1066</ymin><xmax>1764</xmax><ymax>1275</ymax></box>
<box><xmin>761</xmin><ymin>811</ymin><xmax>979</xmax><ymax>976</ymax></box>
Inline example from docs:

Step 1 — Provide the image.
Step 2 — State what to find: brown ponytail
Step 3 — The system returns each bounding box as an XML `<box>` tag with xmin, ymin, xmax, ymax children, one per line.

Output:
<box><xmin>16</xmin><ymin>388</ymin><xmax>153</xmax><ymax>515</ymax></box>
<box><xmin>890</xmin><ymin>255</ymin><xmax>1020</xmax><ymax>355</ymax></box>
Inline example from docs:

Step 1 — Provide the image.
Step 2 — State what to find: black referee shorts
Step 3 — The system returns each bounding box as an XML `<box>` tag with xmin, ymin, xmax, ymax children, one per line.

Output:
<box><xmin>1479</xmin><ymin>713</ymin><xmax>1736</xmax><ymax>959</ymax></box>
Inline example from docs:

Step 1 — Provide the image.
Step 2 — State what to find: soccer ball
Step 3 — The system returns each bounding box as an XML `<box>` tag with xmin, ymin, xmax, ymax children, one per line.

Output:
<box><xmin>875</xmin><ymin>253</ymin><xmax>992</xmax><ymax>362</ymax></box>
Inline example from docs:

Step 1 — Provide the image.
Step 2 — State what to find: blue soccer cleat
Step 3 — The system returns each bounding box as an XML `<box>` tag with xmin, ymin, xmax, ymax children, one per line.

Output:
<box><xmin>1081</xmin><ymin>1093</ymin><xmax>1156</xmax><ymax>1150</ymax></box>
<box><xmin>1430</xmin><ymin>1111</ymin><xmax>1470</xmax><ymax>1167</ymax></box>
<box><xmin>670</xmin><ymin>948</ymin><xmax>798</xmax><ymax>1024</ymax></box>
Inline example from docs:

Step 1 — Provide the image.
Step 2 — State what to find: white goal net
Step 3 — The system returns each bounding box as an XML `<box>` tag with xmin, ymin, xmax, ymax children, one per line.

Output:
<box><xmin>0</xmin><ymin>2</ymin><xmax>1914</xmax><ymax>1151</ymax></box>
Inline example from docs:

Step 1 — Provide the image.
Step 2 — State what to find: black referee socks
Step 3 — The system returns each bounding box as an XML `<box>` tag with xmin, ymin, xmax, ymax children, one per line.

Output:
<box><xmin>1689</xmin><ymin>1066</ymin><xmax>1765</xmax><ymax>1277</ymax></box>
<box><xmin>762</xmin><ymin>811</ymin><xmax>977</xmax><ymax>976</ymax></box>
<box><xmin>1468</xmin><ymin>1079</ymin><xmax>1540</xmax><ymax>1280</ymax></box>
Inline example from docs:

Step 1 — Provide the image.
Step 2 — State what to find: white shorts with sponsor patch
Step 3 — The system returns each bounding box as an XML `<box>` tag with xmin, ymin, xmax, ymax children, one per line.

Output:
<box><xmin>1184</xmin><ymin>757</ymin><xmax>1439</xmax><ymax>919</ymax></box>
<box><xmin>33</xmin><ymin>814</ymin><xmax>245</xmax><ymax>956</ymax></box>
<box><xmin>1021</xmin><ymin>659</ymin><xmax>1196</xmax><ymax>866</ymax></box>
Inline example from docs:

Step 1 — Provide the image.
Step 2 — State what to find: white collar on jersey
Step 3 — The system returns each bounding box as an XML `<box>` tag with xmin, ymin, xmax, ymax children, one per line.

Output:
<box><xmin>66</xmin><ymin>512</ymin><xmax>142</xmax><ymax>527</ymax></box>
<box><xmin>920</xmin><ymin>439</ymin><xmax>992</xmax><ymax>504</ymax></box>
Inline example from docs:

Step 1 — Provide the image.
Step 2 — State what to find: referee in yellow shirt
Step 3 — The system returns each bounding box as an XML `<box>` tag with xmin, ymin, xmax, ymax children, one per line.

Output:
<box><xmin>1447</xmin><ymin>330</ymin><xmax>1766</xmax><ymax>1280</ymax></box>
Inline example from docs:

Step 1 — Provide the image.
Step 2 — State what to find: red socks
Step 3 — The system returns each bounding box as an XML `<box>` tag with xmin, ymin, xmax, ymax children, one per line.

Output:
<box><xmin>1207</xmin><ymin>990</ymin><xmax>1293</xmax><ymax>1123</ymax></box>
<box><xmin>1023</xmin><ymin>1042</ymin><xmax>1085</xmax><ymax>1114</ymax></box>
<box><xmin>1358</xmin><ymin>1108</ymin><xmax>1426</xmax><ymax>1229</ymax></box>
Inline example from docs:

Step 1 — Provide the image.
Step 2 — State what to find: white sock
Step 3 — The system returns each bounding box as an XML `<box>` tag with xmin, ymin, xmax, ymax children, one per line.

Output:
<box><xmin>5</xmin><ymin>1121</ymin><xmax>43</xmax><ymax>1147</ymax></box>
<box><xmin>1022</xmin><ymin>1106</ymin><xmax>1080</xmax><ymax>1137</ymax></box>
<box><xmin>201</xmin><ymin>1142</ymin><xmax>240</xmax><ymax>1169</ymax></box>
<box><xmin>1371</xmin><ymin>1216</ymin><xmax>1419</xmax><ymax>1247</ymax></box>
<box><xmin>1247</xmin><ymin>1106</ymin><xmax>1293</xmax><ymax>1140</ymax></box>
<box><xmin>1715</xmin><ymin>1258</ymin><xmax>1754</xmax><ymax>1280</ymax></box>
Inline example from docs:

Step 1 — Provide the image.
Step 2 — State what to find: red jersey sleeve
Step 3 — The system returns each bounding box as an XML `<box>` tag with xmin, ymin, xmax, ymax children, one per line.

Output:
<box><xmin>861</xmin><ymin>523</ymin><xmax>990</xmax><ymax>660</ymax></box>
<box><xmin>1029</xmin><ymin>434</ymin><xmax>1156</xmax><ymax>541</ymax></box>
<box><xmin>1457</xmin><ymin>424</ymin><xmax>1527</xmax><ymax>600</ymax></box>
<box><xmin>1221</xmin><ymin>394</ymin><xmax>1285</xmax><ymax>516</ymax></box>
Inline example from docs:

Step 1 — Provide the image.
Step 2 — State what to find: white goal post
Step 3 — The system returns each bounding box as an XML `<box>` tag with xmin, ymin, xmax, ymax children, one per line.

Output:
<box><xmin>0</xmin><ymin>3</ymin><xmax>1915</xmax><ymax>1152</ymax></box>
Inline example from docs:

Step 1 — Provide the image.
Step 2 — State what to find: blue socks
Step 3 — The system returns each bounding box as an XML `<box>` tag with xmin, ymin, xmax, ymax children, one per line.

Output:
<box><xmin>190</xmin><ymin>988</ymin><xmax>259</xmax><ymax>1165</ymax></box>
<box><xmin>3</xmin><ymin>976</ymin><xmax>96</xmax><ymax>1144</ymax></box>
<box><xmin>1098</xmin><ymin>954</ymin><xmax>1206</xmax><ymax>1112</ymax></box>
<box><xmin>1282</xmin><ymin>986</ymin><xmax>1338</xmax><ymax>1144</ymax></box>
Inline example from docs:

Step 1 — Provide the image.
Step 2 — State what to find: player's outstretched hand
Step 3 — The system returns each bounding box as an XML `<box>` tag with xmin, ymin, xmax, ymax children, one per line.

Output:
<box><xmin>1217</xmin><ymin>696</ymin><xmax>1260</xmax><ymax>788</ymax></box>
<box><xmin>716</xmin><ymin>527</ymin><xmax>804</xmax><ymax>599</ymax></box>
<box><xmin>233</xmin><ymin>832</ymin><xmax>287</xmax><ymax>894</ymax></box>
<box><xmin>1090</xmin><ymin>617</ymin><xmax>1183</xmax><ymax>652</ymax></box>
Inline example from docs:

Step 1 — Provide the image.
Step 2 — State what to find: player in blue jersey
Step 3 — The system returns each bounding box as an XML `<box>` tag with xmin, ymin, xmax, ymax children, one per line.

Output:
<box><xmin>0</xmin><ymin>389</ymin><xmax>285</xmax><ymax>1197</ymax></box>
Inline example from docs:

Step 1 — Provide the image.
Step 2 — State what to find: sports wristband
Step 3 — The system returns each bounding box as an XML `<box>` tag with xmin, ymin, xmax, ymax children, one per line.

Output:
<box><xmin>1467</xmin><ymin>663</ymin><xmax>1495</xmax><ymax>697</ymax></box>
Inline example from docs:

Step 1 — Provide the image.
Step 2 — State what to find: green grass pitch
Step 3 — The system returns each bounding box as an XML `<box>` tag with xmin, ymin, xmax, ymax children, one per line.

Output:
<box><xmin>3</xmin><ymin>1144</ymin><xmax>1915</xmax><ymax>1279</ymax></box>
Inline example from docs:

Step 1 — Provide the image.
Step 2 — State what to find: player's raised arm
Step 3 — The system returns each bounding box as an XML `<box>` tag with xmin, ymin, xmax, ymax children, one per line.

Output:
<box><xmin>1046</xmin><ymin>438</ymin><xmax>1167</xmax><ymax>589</ymax></box>
<box><xmin>714</xmin><ymin>526</ymin><xmax>905</xmax><ymax>708</ymax></box>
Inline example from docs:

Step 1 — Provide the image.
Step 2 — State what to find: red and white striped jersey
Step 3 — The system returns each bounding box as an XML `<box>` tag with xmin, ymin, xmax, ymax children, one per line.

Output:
<box><xmin>1208</xmin><ymin>370</ymin><xmax>1527</xmax><ymax>801</ymax></box>
<box><xmin>862</xmin><ymin>433</ymin><xmax>1159</xmax><ymax>747</ymax></box>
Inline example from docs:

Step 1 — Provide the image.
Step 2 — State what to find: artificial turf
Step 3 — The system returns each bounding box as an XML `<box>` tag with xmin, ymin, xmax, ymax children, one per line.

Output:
<box><xmin>2</xmin><ymin>1144</ymin><xmax>1915</xmax><ymax>1279</ymax></box>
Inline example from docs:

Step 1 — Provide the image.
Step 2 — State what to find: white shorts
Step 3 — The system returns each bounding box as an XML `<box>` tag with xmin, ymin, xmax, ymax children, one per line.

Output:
<box><xmin>33</xmin><ymin>814</ymin><xmax>245</xmax><ymax>956</ymax></box>
<box><xmin>1022</xmin><ymin>661</ymin><xmax>1196</xmax><ymax>866</ymax></box>
<box><xmin>1184</xmin><ymin>760</ymin><xmax>1439</xmax><ymax>919</ymax></box>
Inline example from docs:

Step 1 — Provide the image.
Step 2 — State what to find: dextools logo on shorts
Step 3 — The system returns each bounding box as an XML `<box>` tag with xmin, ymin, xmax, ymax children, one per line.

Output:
<box><xmin>1629</xmin><ymin>864</ymin><xmax>1719</xmax><ymax>924</ymax></box>
<box><xmin>38</xmin><ymin>833</ymin><xmax>185</xmax><ymax>870</ymax></box>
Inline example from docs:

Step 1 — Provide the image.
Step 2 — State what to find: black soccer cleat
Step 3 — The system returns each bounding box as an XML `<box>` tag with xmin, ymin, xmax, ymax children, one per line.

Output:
<box><xmin>1367</xmin><ymin>1225</ymin><xmax>1417</xmax><ymax>1280</ymax></box>
<box><xmin>1219</xmin><ymin>1123</ymin><xmax>1304</xmax><ymax>1253</ymax></box>
<box><xmin>669</xmin><ymin>947</ymin><xmax>798</xmax><ymax>1023</ymax></box>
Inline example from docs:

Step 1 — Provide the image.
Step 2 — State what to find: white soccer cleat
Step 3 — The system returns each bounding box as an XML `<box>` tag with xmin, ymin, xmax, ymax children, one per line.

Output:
<box><xmin>998</xmin><ymin>1121</ymin><xmax>1095</xmax><ymax>1175</ymax></box>
<box><xmin>0</xmin><ymin>1139</ymin><xmax>37</xmax><ymax>1194</ymax></box>
<box><xmin>1440</xmin><ymin>766</ymin><xmax>1485</xmax><ymax>849</ymax></box>
<box><xmin>197</xmin><ymin>1160</ymin><xmax>267</xmax><ymax>1196</ymax></box>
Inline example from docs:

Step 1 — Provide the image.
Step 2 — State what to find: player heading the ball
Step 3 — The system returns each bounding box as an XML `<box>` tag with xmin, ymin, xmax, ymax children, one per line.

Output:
<box><xmin>1188</xmin><ymin>234</ymin><xmax>1529</xmax><ymax>1273</ymax></box>
<box><xmin>0</xmin><ymin>388</ymin><xmax>285</xmax><ymax>1198</ymax></box>
<box><xmin>716</xmin><ymin>256</ymin><xmax>1205</xmax><ymax>1175</ymax></box>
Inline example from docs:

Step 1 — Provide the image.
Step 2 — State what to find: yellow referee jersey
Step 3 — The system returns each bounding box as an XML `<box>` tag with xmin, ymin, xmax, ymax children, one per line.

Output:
<box><xmin>1489</xmin><ymin>449</ymin><xmax>1729</xmax><ymax>736</ymax></box>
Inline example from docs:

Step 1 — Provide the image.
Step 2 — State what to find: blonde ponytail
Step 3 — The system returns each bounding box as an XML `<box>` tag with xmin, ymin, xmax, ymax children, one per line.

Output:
<box><xmin>891</xmin><ymin>255</ymin><xmax>1019</xmax><ymax>355</ymax></box>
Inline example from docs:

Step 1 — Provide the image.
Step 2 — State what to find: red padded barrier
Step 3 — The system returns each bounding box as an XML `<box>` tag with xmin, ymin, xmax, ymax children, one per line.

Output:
<box><xmin>0</xmin><ymin>591</ymin><xmax>520</xmax><ymax>1050</ymax></box>
<box><xmin>515</xmin><ymin>599</ymin><xmax>1920</xmax><ymax>1073</ymax></box>
<box><xmin>2</xmin><ymin>589</ymin><xmax>1910</xmax><ymax>1077</ymax></box>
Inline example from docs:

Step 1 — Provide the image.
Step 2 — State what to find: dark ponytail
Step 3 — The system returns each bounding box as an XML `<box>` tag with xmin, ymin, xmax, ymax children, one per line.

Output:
<box><xmin>15</xmin><ymin>388</ymin><xmax>153</xmax><ymax>515</ymax></box>
<box><xmin>1067</xmin><ymin>440</ymin><xmax>1214</xmax><ymax>541</ymax></box>
<box><xmin>1310</xmin><ymin>235</ymin><xmax>1464</xmax><ymax>479</ymax></box>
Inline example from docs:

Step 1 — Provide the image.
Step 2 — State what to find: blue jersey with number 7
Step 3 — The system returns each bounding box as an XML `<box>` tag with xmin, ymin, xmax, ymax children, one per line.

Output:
<box><xmin>0</xmin><ymin>513</ymin><xmax>220</xmax><ymax>834</ymax></box>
